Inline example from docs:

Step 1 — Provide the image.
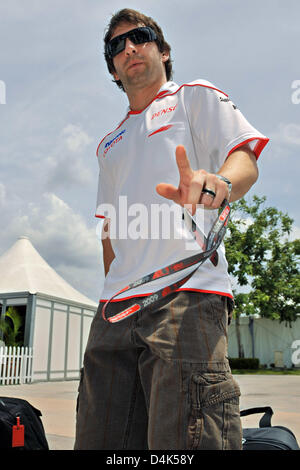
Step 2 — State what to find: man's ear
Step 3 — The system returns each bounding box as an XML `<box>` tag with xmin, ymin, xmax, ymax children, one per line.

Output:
<box><xmin>112</xmin><ymin>70</ymin><xmax>120</xmax><ymax>81</ymax></box>
<box><xmin>161</xmin><ymin>51</ymin><xmax>169</xmax><ymax>63</ymax></box>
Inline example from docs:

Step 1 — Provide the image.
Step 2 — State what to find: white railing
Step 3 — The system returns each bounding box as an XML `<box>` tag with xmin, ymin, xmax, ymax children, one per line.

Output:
<box><xmin>0</xmin><ymin>346</ymin><xmax>33</xmax><ymax>385</ymax></box>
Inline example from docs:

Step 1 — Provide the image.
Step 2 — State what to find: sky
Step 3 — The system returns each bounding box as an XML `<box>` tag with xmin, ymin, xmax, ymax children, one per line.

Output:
<box><xmin>0</xmin><ymin>0</ymin><xmax>299</xmax><ymax>303</ymax></box>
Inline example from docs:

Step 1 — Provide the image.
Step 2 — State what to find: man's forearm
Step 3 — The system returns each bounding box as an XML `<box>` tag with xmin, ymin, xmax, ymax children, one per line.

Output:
<box><xmin>102</xmin><ymin>240</ymin><xmax>115</xmax><ymax>276</ymax></box>
<box><xmin>218</xmin><ymin>145</ymin><xmax>259</xmax><ymax>202</ymax></box>
<box><xmin>102</xmin><ymin>220</ymin><xmax>115</xmax><ymax>276</ymax></box>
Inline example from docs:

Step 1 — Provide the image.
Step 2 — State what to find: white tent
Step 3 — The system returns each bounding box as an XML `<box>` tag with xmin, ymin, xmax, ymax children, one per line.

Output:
<box><xmin>0</xmin><ymin>237</ymin><xmax>97</xmax><ymax>382</ymax></box>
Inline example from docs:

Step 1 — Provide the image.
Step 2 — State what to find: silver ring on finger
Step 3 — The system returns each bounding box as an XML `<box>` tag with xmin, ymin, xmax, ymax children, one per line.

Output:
<box><xmin>202</xmin><ymin>188</ymin><xmax>216</xmax><ymax>198</ymax></box>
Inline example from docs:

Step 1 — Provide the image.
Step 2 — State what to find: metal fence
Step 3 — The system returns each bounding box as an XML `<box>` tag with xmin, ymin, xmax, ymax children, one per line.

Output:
<box><xmin>0</xmin><ymin>346</ymin><xmax>33</xmax><ymax>385</ymax></box>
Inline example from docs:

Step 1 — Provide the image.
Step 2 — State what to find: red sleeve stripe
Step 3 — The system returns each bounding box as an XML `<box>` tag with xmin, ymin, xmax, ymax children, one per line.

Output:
<box><xmin>227</xmin><ymin>136</ymin><xmax>269</xmax><ymax>160</ymax></box>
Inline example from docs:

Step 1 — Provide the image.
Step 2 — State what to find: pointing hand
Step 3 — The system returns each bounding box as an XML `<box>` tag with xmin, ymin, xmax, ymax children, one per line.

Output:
<box><xmin>156</xmin><ymin>145</ymin><xmax>230</xmax><ymax>215</ymax></box>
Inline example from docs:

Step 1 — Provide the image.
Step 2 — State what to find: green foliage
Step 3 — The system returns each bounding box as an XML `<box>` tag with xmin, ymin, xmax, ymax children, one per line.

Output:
<box><xmin>0</xmin><ymin>306</ymin><xmax>25</xmax><ymax>347</ymax></box>
<box><xmin>225</xmin><ymin>195</ymin><xmax>300</xmax><ymax>324</ymax></box>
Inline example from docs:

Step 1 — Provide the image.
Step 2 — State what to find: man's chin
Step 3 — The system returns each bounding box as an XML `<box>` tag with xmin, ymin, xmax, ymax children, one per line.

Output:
<box><xmin>126</xmin><ymin>72</ymin><xmax>149</xmax><ymax>88</ymax></box>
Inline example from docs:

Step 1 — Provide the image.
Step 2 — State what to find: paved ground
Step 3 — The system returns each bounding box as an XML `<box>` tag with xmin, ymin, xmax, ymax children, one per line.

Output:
<box><xmin>1</xmin><ymin>375</ymin><xmax>299</xmax><ymax>450</ymax></box>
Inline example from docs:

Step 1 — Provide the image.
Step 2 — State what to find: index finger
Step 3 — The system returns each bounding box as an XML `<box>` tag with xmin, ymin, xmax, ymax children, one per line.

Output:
<box><xmin>175</xmin><ymin>145</ymin><xmax>193</xmax><ymax>182</ymax></box>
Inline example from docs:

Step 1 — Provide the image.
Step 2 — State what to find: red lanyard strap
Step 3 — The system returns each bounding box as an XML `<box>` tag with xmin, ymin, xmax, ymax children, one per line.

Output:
<box><xmin>102</xmin><ymin>200</ymin><xmax>231</xmax><ymax>323</ymax></box>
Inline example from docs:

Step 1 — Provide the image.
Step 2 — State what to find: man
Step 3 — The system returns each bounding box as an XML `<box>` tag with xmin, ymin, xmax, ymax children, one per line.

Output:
<box><xmin>75</xmin><ymin>8</ymin><xmax>269</xmax><ymax>450</ymax></box>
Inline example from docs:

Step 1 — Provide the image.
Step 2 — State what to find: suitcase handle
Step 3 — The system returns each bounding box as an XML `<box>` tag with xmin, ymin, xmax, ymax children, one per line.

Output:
<box><xmin>240</xmin><ymin>406</ymin><xmax>274</xmax><ymax>428</ymax></box>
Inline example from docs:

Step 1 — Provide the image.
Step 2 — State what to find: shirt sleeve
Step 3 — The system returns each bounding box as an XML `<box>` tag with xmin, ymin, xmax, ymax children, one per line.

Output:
<box><xmin>186</xmin><ymin>79</ymin><xmax>269</xmax><ymax>169</ymax></box>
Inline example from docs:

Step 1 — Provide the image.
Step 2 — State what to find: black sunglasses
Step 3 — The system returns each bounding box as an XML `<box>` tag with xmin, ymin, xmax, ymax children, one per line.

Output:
<box><xmin>105</xmin><ymin>26</ymin><xmax>157</xmax><ymax>59</ymax></box>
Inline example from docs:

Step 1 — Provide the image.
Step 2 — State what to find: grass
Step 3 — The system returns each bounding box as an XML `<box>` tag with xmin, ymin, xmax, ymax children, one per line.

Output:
<box><xmin>232</xmin><ymin>368</ymin><xmax>300</xmax><ymax>375</ymax></box>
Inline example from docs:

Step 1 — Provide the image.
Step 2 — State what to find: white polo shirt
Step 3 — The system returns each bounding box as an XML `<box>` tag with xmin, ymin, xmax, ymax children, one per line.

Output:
<box><xmin>95</xmin><ymin>79</ymin><xmax>269</xmax><ymax>302</ymax></box>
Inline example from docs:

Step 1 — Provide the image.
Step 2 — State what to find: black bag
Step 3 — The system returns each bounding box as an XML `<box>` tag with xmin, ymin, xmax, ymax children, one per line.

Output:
<box><xmin>241</xmin><ymin>406</ymin><xmax>300</xmax><ymax>450</ymax></box>
<box><xmin>0</xmin><ymin>396</ymin><xmax>49</xmax><ymax>450</ymax></box>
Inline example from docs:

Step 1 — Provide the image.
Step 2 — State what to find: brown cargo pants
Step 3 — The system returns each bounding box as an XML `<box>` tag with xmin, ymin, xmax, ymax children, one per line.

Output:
<box><xmin>74</xmin><ymin>291</ymin><xmax>242</xmax><ymax>450</ymax></box>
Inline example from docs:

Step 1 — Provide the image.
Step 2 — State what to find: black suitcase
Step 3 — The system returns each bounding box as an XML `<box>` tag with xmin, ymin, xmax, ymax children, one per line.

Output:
<box><xmin>241</xmin><ymin>406</ymin><xmax>300</xmax><ymax>450</ymax></box>
<box><xmin>0</xmin><ymin>396</ymin><xmax>49</xmax><ymax>450</ymax></box>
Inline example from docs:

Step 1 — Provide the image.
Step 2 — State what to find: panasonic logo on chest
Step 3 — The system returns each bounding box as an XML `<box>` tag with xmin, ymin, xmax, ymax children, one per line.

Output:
<box><xmin>103</xmin><ymin>129</ymin><xmax>126</xmax><ymax>157</ymax></box>
<box><xmin>105</xmin><ymin>129</ymin><xmax>126</xmax><ymax>148</ymax></box>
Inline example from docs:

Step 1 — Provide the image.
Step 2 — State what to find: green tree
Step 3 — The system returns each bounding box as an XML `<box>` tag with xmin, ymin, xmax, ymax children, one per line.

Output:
<box><xmin>0</xmin><ymin>306</ymin><xmax>25</xmax><ymax>347</ymax></box>
<box><xmin>225</xmin><ymin>195</ymin><xmax>300</xmax><ymax>357</ymax></box>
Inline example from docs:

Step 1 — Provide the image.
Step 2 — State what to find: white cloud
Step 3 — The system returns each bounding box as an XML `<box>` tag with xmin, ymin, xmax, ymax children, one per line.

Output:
<box><xmin>0</xmin><ymin>183</ymin><xmax>6</xmax><ymax>206</ymax></box>
<box><xmin>45</xmin><ymin>124</ymin><xmax>95</xmax><ymax>189</ymax></box>
<box><xmin>62</xmin><ymin>124</ymin><xmax>93</xmax><ymax>153</ymax></box>
<box><xmin>2</xmin><ymin>192</ymin><xmax>104</xmax><ymax>301</ymax></box>
<box><xmin>269</xmin><ymin>123</ymin><xmax>300</xmax><ymax>146</ymax></box>
<box><xmin>21</xmin><ymin>192</ymin><xmax>99</xmax><ymax>265</ymax></box>
<box><xmin>290</xmin><ymin>225</ymin><xmax>300</xmax><ymax>242</ymax></box>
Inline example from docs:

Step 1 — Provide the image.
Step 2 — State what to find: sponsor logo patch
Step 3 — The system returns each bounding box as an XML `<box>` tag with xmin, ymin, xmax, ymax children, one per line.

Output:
<box><xmin>103</xmin><ymin>129</ymin><xmax>126</xmax><ymax>157</ymax></box>
<box><xmin>151</xmin><ymin>104</ymin><xmax>177</xmax><ymax>120</ymax></box>
<box><xmin>219</xmin><ymin>96</ymin><xmax>238</xmax><ymax>110</ymax></box>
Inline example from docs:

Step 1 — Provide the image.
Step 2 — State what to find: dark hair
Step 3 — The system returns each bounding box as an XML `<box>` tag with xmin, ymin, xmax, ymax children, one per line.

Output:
<box><xmin>103</xmin><ymin>8</ymin><xmax>173</xmax><ymax>92</ymax></box>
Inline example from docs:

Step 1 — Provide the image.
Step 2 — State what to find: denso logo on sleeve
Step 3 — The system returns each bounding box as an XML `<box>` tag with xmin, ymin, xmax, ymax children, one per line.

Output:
<box><xmin>103</xmin><ymin>129</ymin><xmax>126</xmax><ymax>157</ymax></box>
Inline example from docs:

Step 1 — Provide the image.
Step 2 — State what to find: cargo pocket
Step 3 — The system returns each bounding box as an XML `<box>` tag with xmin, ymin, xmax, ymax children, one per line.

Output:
<box><xmin>188</xmin><ymin>372</ymin><xmax>242</xmax><ymax>450</ymax></box>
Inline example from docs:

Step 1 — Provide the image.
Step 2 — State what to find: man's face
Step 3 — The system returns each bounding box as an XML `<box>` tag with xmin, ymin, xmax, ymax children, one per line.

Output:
<box><xmin>110</xmin><ymin>22</ymin><xmax>169</xmax><ymax>92</ymax></box>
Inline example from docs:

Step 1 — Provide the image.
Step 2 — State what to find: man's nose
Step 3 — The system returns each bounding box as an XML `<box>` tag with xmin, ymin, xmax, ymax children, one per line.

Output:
<box><xmin>124</xmin><ymin>38</ymin><xmax>137</xmax><ymax>55</ymax></box>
